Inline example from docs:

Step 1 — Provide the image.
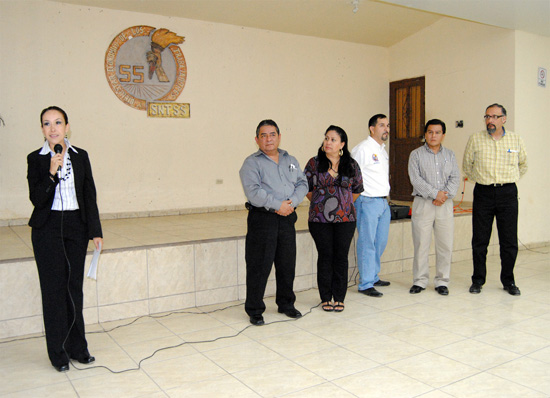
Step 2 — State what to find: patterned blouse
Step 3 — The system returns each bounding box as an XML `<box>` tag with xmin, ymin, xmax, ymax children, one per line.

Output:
<box><xmin>304</xmin><ymin>156</ymin><xmax>364</xmax><ymax>223</ymax></box>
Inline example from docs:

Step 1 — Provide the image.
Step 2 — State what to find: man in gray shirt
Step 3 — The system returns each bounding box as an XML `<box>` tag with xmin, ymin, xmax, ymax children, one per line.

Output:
<box><xmin>239</xmin><ymin>119</ymin><xmax>308</xmax><ymax>325</ymax></box>
<box><xmin>408</xmin><ymin>119</ymin><xmax>460</xmax><ymax>295</ymax></box>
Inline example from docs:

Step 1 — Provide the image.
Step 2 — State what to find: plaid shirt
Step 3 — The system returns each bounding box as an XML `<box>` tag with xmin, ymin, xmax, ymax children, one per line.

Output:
<box><xmin>463</xmin><ymin>129</ymin><xmax>527</xmax><ymax>185</ymax></box>
<box><xmin>408</xmin><ymin>143</ymin><xmax>460</xmax><ymax>200</ymax></box>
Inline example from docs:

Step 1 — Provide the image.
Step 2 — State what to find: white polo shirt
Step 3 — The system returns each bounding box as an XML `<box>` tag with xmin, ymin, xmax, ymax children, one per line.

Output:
<box><xmin>351</xmin><ymin>136</ymin><xmax>390</xmax><ymax>197</ymax></box>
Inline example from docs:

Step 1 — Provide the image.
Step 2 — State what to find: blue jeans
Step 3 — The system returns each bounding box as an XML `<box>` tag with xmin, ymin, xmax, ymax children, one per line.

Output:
<box><xmin>355</xmin><ymin>196</ymin><xmax>391</xmax><ymax>290</ymax></box>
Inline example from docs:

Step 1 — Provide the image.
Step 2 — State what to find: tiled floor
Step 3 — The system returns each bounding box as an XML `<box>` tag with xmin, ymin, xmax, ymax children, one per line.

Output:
<box><xmin>0</xmin><ymin>245</ymin><xmax>548</xmax><ymax>397</ymax></box>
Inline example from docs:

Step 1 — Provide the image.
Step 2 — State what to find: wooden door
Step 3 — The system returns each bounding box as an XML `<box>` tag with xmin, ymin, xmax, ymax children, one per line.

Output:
<box><xmin>389</xmin><ymin>77</ymin><xmax>425</xmax><ymax>201</ymax></box>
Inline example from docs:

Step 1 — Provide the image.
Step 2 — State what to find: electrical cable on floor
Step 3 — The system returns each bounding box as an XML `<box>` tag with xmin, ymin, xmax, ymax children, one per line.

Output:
<box><xmin>67</xmin><ymin>301</ymin><xmax>323</xmax><ymax>374</ymax></box>
<box><xmin>518</xmin><ymin>238</ymin><xmax>549</xmax><ymax>254</ymax></box>
<box><xmin>1</xmin><ymin>288</ymin><xmax>325</xmax><ymax>373</ymax></box>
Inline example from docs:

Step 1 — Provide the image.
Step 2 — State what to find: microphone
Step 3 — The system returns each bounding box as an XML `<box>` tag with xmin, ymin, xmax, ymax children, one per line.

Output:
<box><xmin>54</xmin><ymin>144</ymin><xmax>63</xmax><ymax>178</ymax></box>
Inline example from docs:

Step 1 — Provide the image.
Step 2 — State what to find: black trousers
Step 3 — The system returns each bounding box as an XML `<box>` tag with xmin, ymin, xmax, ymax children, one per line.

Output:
<box><xmin>31</xmin><ymin>210</ymin><xmax>89</xmax><ymax>367</ymax></box>
<box><xmin>472</xmin><ymin>183</ymin><xmax>518</xmax><ymax>287</ymax></box>
<box><xmin>244</xmin><ymin>208</ymin><xmax>298</xmax><ymax>316</ymax></box>
<box><xmin>309</xmin><ymin>221</ymin><xmax>356</xmax><ymax>303</ymax></box>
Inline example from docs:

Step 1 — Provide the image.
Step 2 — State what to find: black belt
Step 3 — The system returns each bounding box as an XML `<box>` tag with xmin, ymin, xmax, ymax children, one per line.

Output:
<box><xmin>477</xmin><ymin>183</ymin><xmax>514</xmax><ymax>188</ymax></box>
<box><xmin>245</xmin><ymin>202</ymin><xmax>275</xmax><ymax>213</ymax></box>
<box><xmin>370</xmin><ymin>196</ymin><xmax>387</xmax><ymax>199</ymax></box>
<box><xmin>245</xmin><ymin>202</ymin><xmax>296</xmax><ymax>213</ymax></box>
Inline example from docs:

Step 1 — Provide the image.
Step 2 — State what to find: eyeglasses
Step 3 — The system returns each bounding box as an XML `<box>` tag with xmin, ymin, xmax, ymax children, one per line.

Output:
<box><xmin>484</xmin><ymin>115</ymin><xmax>505</xmax><ymax>120</ymax></box>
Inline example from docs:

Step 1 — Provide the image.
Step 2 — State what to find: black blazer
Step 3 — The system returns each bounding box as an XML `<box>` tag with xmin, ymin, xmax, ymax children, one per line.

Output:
<box><xmin>27</xmin><ymin>146</ymin><xmax>103</xmax><ymax>239</ymax></box>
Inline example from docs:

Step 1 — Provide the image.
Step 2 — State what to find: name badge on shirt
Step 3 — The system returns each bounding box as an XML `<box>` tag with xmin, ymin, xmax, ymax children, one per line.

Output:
<box><xmin>289</xmin><ymin>163</ymin><xmax>296</xmax><ymax>172</ymax></box>
<box><xmin>372</xmin><ymin>154</ymin><xmax>379</xmax><ymax>163</ymax></box>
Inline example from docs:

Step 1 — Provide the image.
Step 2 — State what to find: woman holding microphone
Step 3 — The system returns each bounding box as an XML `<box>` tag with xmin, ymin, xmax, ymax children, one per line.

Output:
<box><xmin>27</xmin><ymin>106</ymin><xmax>103</xmax><ymax>372</ymax></box>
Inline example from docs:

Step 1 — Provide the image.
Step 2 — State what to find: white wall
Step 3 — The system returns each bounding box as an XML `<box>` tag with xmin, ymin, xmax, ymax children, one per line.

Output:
<box><xmin>0</xmin><ymin>0</ymin><xmax>388</xmax><ymax>222</ymax></box>
<box><xmin>514</xmin><ymin>31</ymin><xmax>550</xmax><ymax>245</ymax></box>
<box><xmin>389</xmin><ymin>18</ymin><xmax>550</xmax><ymax>245</ymax></box>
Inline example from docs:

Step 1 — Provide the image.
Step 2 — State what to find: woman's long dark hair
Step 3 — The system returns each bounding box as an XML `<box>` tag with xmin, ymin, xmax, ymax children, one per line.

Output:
<box><xmin>316</xmin><ymin>125</ymin><xmax>354</xmax><ymax>178</ymax></box>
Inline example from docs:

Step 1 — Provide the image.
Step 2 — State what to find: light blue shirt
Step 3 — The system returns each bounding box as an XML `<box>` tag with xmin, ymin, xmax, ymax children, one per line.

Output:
<box><xmin>239</xmin><ymin>149</ymin><xmax>308</xmax><ymax>211</ymax></box>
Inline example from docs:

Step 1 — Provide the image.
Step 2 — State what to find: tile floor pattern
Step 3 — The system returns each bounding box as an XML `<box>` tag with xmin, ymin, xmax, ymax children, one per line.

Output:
<box><xmin>0</xmin><ymin>247</ymin><xmax>548</xmax><ymax>397</ymax></box>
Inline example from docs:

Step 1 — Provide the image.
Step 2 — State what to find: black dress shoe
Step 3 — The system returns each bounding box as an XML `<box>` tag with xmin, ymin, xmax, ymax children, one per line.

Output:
<box><xmin>74</xmin><ymin>355</ymin><xmax>95</xmax><ymax>364</ymax></box>
<box><xmin>249</xmin><ymin>314</ymin><xmax>265</xmax><ymax>326</ymax></box>
<box><xmin>70</xmin><ymin>352</ymin><xmax>95</xmax><ymax>364</ymax></box>
<box><xmin>359</xmin><ymin>287</ymin><xmax>383</xmax><ymax>297</ymax></box>
<box><xmin>409</xmin><ymin>285</ymin><xmax>425</xmax><ymax>294</ymax></box>
<box><xmin>54</xmin><ymin>364</ymin><xmax>69</xmax><ymax>372</ymax></box>
<box><xmin>374</xmin><ymin>280</ymin><xmax>391</xmax><ymax>287</ymax></box>
<box><xmin>435</xmin><ymin>286</ymin><xmax>449</xmax><ymax>296</ymax></box>
<box><xmin>504</xmin><ymin>284</ymin><xmax>521</xmax><ymax>296</ymax></box>
<box><xmin>278</xmin><ymin>308</ymin><xmax>302</xmax><ymax>318</ymax></box>
<box><xmin>469</xmin><ymin>283</ymin><xmax>482</xmax><ymax>294</ymax></box>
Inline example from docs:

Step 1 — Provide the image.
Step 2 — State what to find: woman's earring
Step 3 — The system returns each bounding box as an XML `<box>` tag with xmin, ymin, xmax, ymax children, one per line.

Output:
<box><xmin>321</xmin><ymin>146</ymin><xmax>325</xmax><ymax>152</ymax></box>
<box><xmin>339</xmin><ymin>149</ymin><xmax>343</xmax><ymax>156</ymax></box>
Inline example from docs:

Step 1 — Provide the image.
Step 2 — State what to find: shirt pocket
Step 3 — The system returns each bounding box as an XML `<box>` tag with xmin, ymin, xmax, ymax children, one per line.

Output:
<box><xmin>506</xmin><ymin>148</ymin><xmax>519</xmax><ymax>166</ymax></box>
<box><xmin>287</xmin><ymin>165</ymin><xmax>299</xmax><ymax>184</ymax></box>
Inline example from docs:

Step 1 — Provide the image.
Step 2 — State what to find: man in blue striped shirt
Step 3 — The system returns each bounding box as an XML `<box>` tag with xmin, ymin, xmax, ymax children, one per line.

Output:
<box><xmin>408</xmin><ymin>119</ymin><xmax>460</xmax><ymax>295</ymax></box>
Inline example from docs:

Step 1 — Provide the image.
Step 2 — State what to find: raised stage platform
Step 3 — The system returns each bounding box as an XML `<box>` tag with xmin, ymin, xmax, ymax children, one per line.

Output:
<box><xmin>0</xmin><ymin>204</ymin><xmax>479</xmax><ymax>339</ymax></box>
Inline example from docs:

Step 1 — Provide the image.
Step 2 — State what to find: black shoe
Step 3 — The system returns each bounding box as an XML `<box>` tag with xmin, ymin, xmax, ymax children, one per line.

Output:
<box><xmin>469</xmin><ymin>283</ymin><xmax>482</xmax><ymax>294</ymax></box>
<box><xmin>359</xmin><ymin>287</ymin><xmax>383</xmax><ymax>297</ymax></box>
<box><xmin>249</xmin><ymin>314</ymin><xmax>265</xmax><ymax>326</ymax></box>
<box><xmin>54</xmin><ymin>363</ymin><xmax>69</xmax><ymax>372</ymax></box>
<box><xmin>435</xmin><ymin>286</ymin><xmax>449</xmax><ymax>296</ymax></box>
<box><xmin>409</xmin><ymin>285</ymin><xmax>425</xmax><ymax>294</ymax></box>
<box><xmin>374</xmin><ymin>280</ymin><xmax>391</xmax><ymax>287</ymax></box>
<box><xmin>71</xmin><ymin>355</ymin><xmax>95</xmax><ymax>364</ymax></box>
<box><xmin>278</xmin><ymin>308</ymin><xmax>302</xmax><ymax>318</ymax></box>
<box><xmin>504</xmin><ymin>284</ymin><xmax>521</xmax><ymax>296</ymax></box>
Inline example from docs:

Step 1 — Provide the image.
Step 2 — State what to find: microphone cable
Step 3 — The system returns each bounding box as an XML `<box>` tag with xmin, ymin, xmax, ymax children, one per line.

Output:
<box><xmin>57</xmin><ymin>161</ymin><xmax>80</xmax><ymax>368</ymax></box>
<box><xmin>50</xmin><ymin>146</ymin><xmax>80</xmax><ymax>368</ymax></box>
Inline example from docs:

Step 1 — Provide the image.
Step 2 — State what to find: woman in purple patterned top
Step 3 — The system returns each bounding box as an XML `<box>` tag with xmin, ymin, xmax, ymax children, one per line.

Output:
<box><xmin>304</xmin><ymin>125</ymin><xmax>363</xmax><ymax>312</ymax></box>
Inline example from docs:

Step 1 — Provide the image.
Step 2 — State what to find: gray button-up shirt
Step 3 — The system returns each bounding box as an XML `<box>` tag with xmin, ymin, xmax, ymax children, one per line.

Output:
<box><xmin>408</xmin><ymin>143</ymin><xmax>460</xmax><ymax>200</ymax></box>
<box><xmin>240</xmin><ymin>149</ymin><xmax>308</xmax><ymax>211</ymax></box>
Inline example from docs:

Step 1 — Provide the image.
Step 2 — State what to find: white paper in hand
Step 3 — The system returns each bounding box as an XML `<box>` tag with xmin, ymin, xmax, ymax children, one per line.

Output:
<box><xmin>87</xmin><ymin>241</ymin><xmax>102</xmax><ymax>280</ymax></box>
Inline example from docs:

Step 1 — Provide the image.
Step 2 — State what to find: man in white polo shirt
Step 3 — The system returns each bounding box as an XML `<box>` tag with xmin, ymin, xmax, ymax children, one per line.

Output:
<box><xmin>351</xmin><ymin>114</ymin><xmax>391</xmax><ymax>297</ymax></box>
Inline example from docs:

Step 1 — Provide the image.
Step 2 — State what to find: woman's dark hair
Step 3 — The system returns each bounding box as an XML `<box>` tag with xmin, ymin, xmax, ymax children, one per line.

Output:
<box><xmin>40</xmin><ymin>106</ymin><xmax>68</xmax><ymax>126</ymax></box>
<box><xmin>317</xmin><ymin>125</ymin><xmax>354</xmax><ymax>178</ymax></box>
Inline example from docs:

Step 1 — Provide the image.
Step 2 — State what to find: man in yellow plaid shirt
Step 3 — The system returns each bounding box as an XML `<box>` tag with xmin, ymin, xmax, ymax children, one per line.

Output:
<box><xmin>463</xmin><ymin>103</ymin><xmax>528</xmax><ymax>296</ymax></box>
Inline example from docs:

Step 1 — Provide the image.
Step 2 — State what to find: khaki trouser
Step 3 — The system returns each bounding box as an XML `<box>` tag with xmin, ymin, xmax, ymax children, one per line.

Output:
<box><xmin>411</xmin><ymin>196</ymin><xmax>454</xmax><ymax>288</ymax></box>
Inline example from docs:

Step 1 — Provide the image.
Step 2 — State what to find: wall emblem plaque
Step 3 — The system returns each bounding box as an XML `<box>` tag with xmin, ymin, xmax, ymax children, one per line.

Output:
<box><xmin>105</xmin><ymin>26</ymin><xmax>189</xmax><ymax>117</ymax></box>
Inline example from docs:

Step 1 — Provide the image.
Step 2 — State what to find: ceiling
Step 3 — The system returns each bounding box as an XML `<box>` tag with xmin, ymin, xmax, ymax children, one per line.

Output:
<box><xmin>52</xmin><ymin>0</ymin><xmax>550</xmax><ymax>47</ymax></box>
